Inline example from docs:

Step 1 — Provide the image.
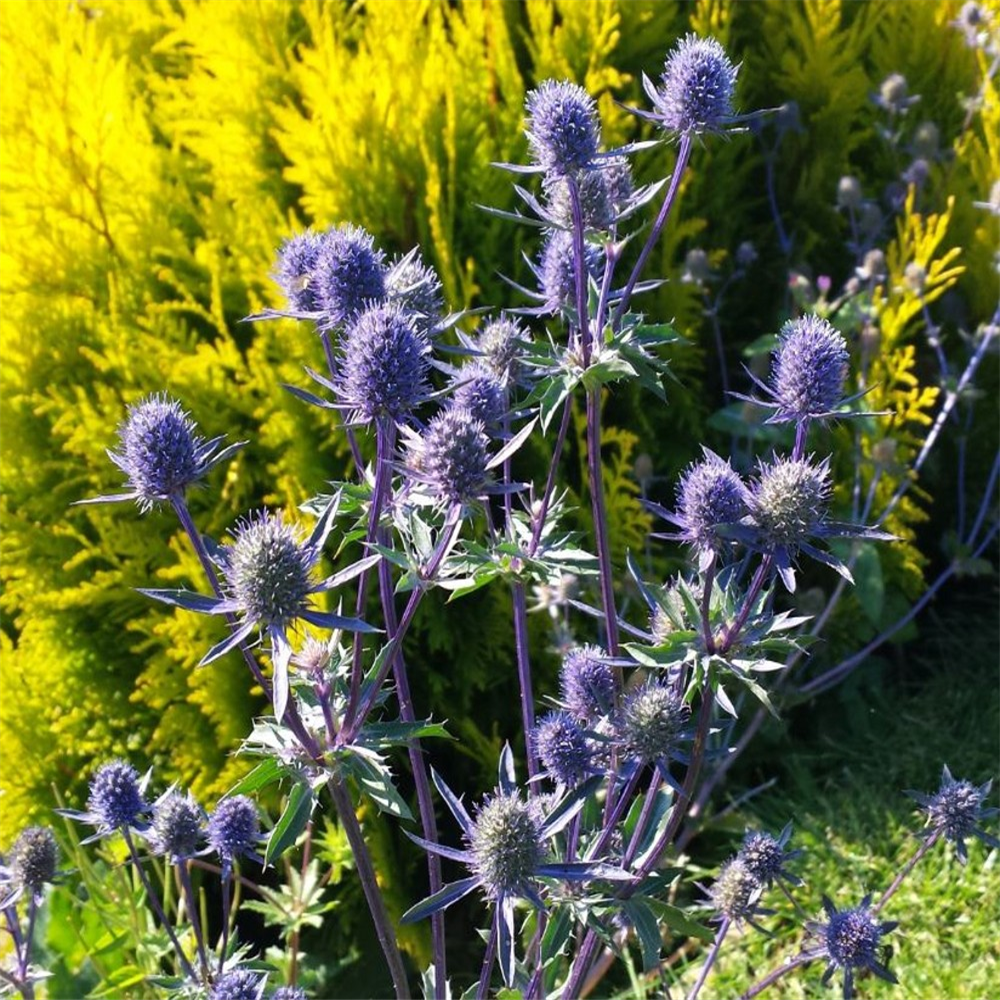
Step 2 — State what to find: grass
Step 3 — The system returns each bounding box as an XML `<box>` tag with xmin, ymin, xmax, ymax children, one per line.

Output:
<box><xmin>659</xmin><ymin>597</ymin><xmax>1000</xmax><ymax>1000</ymax></box>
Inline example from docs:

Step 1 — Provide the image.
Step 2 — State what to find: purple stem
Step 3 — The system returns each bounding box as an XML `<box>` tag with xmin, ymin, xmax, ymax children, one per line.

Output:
<box><xmin>512</xmin><ymin>584</ymin><xmax>539</xmax><ymax>783</ymax></box>
<box><xmin>738</xmin><ymin>950</ymin><xmax>823</xmax><ymax>1000</ymax></box>
<box><xmin>476</xmin><ymin>914</ymin><xmax>499</xmax><ymax>1000</ymax></box>
<box><xmin>19</xmin><ymin>899</ymin><xmax>37</xmax><ymax>999</ymax></box>
<box><xmin>586</xmin><ymin>768</ymin><xmax>643</xmax><ymax>861</ymax></box>
<box><xmin>217</xmin><ymin>867</ymin><xmax>231</xmax><ymax>976</ymax></box>
<box><xmin>612</xmin><ymin>136</ymin><xmax>693</xmax><ymax>330</ymax></box>
<box><xmin>718</xmin><ymin>555</ymin><xmax>773</xmax><ymax>653</ymax></box>
<box><xmin>686</xmin><ymin>916</ymin><xmax>729</xmax><ymax>1000</ymax></box>
<box><xmin>623</xmin><ymin>770</ymin><xmax>662</xmax><ymax>868</ymax></box>
<box><xmin>121</xmin><ymin>828</ymin><xmax>196</xmax><ymax>982</ymax></box>
<box><xmin>529</xmin><ymin>396</ymin><xmax>573</xmax><ymax>555</ymax></box>
<box><xmin>567</xmin><ymin>177</ymin><xmax>593</xmax><ymax>366</ymax></box>
<box><xmin>874</xmin><ymin>830</ymin><xmax>941</xmax><ymax>915</ymax></box>
<box><xmin>178</xmin><ymin>861</ymin><xmax>209</xmax><ymax>979</ymax></box>
<box><xmin>328</xmin><ymin>777</ymin><xmax>411</xmax><ymax>998</ymax></box>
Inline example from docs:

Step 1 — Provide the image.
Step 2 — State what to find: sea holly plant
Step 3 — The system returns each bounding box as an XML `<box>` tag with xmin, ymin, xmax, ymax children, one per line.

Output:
<box><xmin>34</xmin><ymin>22</ymin><xmax>997</xmax><ymax>1000</ymax></box>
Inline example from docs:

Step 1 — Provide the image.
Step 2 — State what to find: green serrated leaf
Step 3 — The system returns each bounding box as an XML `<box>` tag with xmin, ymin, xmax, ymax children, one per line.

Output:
<box><xmin>265</xmin><ymin>782</ymin><xmax>314</xmax><ymax>866</ymax></box>
<box><xmin>349</xmin><ymin>755</ymin><xmax>413</xmax><ymax>820</ymax></box>
<box><xmin>624</xmin><ymin>898</ymin><xmax>662</xmax><ymax>972</ymax></box>
<box><xmin>226</xmin><ymin>758</ymin><xmax>284</xmax><ymax>798</ymax></box>
<box><xmin>643</xmin><ymin>899</ymin><xmax>714</xmax><ymax>942</ymax></box>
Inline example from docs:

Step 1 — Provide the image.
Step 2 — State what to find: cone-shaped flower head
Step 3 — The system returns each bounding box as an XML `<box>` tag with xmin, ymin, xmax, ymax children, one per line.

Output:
<box><xmin>271</xmin><ymin>988</ymin><xmax>308</xmax><ymax>1000</ymax></box>
<box><xmin>416</xmin><ymin>407</ymin><xmax>490</xmax><ymax>504</ymax></box>
<box><xmin>89</xmin><ymin>760</ymin><xmax>147</xmax><ymax>833</ymax></box>
<box><xmin>209</xmin><ymin>970</ymin><xmax>267</xmax><ymax>1000</ymax></box>
<box><xmin>475</xmin><ymin>316</ymin><xmax>529</xmax><ymax>381</ymax></box>
<box><xmin>313</xmin><ymin>224</ymin><xmax>386</xmax><ymax>329</ymax></box>
<box><xmin>274</xmin><ymin>230</ymin><xmax>324</xmax><ymax>312</ymax></box>
<box><xmin>908</xmin><ymin>765</ymin><xmax>999</xmax><ymax>863</ymax></box>
<box><xmin>710</xmin><ymin>857</ymin><xmax>762</xmax><ymax>921</ymax></box>
<box><xmin>545</xmin><ymin>170</ymin><xmax>612</xmax><ymax>231</ymax></box>
<box><xmin>149</xmin><ymin>792</ymin><xmax>203</xmax><ymax>861</ymax></box>
<box><xmin>652</xmin><ymin>35</ymin><xmax>739</xmax><ymax>136</ymax></box>
<box><xmin>538</xmin><ymin>229</ymin><xmax>602</xmax><ymax>315</ymax></box>
<box><xmin>208</xmin><ymin>796</ymin><xmax>260</xmax><ymax>864</ymax></box>
<box><xmin>676</xmin><ymin>450</ymin><xmax>749</xmax><ymax>553</ymax></box>
<box><xmin>769</xmin><ymin>316</ymin><xmax>849</xmax><ymax>423</ymax></box>
<box><xmin>451</xmin><ymin>362</ymin><xmax>507</xmax><ymax>426</ymax></box>
<box><xmin>534</xmin><ymin>711</ymin><xmax>595</xmax><ymax>787</ymax></box>
<box><xmin>469</xmin><ymin>791</ymin><xmax>544</xmax><ymax>899</ymax></box>
<box><xmin>738</xmin><ymin>825</ymin><xmax>801</xmax><ymax>888</ymax></box>
<box><xmin>525</xmin><ymin>80</ymin><xmax>601</xmax><ymax>176</ymax></box>
<box><xmin>750</xmin><ymin>456</ymin><xmax>831</xmax><ymax>549</ymax></box>
<box><xmin>226</xmin><ymin>512</ymin><xmax>314</xmax><ymax>629</ymax></box>
<box><xmin>385</xmin><ymin>249</ymin><xmax>444</xmax><ymax>331</ymax></box>
<box><xmin>812</xmin><ymin>896</ymin><xmax>897</xmax><ymax>997</ymax></box>
<box><xmin>8</xmin><ymin>827</ymin><xmax>58</xmax><ymax>895</ymax></box>
<box><xmin>560</xmin><ymin>645</ymin><xmax>616</xmax><ymax>721</ymax></box>
<box><xmin>339</xmin><ymin>304</ymin><xmax>430</xmax><ymax>424</ymax></box>
<box><xmin>616</xmin><ymin>681</ymin><xmax>688</xmax><ymax>764</ymax></box>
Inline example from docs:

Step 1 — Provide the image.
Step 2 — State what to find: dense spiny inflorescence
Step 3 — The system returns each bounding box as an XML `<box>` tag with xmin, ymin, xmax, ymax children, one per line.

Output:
<box><xmin>710</xmin><ymin>857</ymin><xmax>762</xmax><ymax>921</ymax></box>
<box><xmin>909</xmin><ymin>766</ymin><xmax>999</xmax><ymax>863</ymax></box>
<box><xmin>149</xmin><ymin>792</ymin><xmax>203</xmax><ymax>861</ymax></box>
<box><xmin>545</xmin><ymin>170</ymin><xmax>613</xmax><ymax>231</ymax></box>
<box><xmin>615</xmin><ymin>681</ymin><xmax>688</xmax><ymax>764</ymax></box>
<box><xmin>416</xmin><ymin>407</ymin><xmax>490</xmax><ymax>504</ymax></box>
<box><xmin>750</xmin><ymin>456</ymin><xmax>831</xmax><ymax>549</ymax></box>
<box><xmin>476</xmin><ymin>316</ymin><xmax>528</xmax><ymax>381</ymax></box>
<box><xmin>271</xmin><ymin>988</ymin><xmax>308</xmax><ymax>1000</ymax></box>
<box><xmin>652</xmin><ymin>34</ymin><xmax>739</xmax><ymax>136</ymax></box>
<box><xmin>770</xmin><ymin>316</ymin><xmax>850</xmax><ymax>422</ymax></box>
<box><xmin>813</xmin><ymin>896</ymin><xmax>898</xmax><ymax>995</ymax></box>
<box><xmin>560</xmin><ymin>645</ymin><xmax>616</xmax><ymax>721</ymax></box>
<box><xmin>274</xmin><ymin>230</ymin><xmax>324</xmax><ymax>312</ymax></box>
<box><xmin>538</xmin><ymin>229</ymin><xmax>602</xmax><ymax>315</ymax></box>
<box><xmin>677</xmin><ymin>450</ymin><xmax>749</xmax><ymax>552</ymax></box>
<box><xmin>385</xmin><ymin>249</ymin><xmax>444</xmax><ymax>330</ymax></box>
<box><xmin>208</xmin><ymin>796</ymin><xmax>260</xmax><ymax>864</ymax></box>
<box><xmin>737</xmin><ymin>827</ymin><xmax>802</xmax><ymax>888</ymax></box>
<box><xmin>339</xmin><ymin>304</ymin><xmax>430</xmax><ymax>424</ymax></box>
<box><xmin>225</xmin><ymin>512</ymin><xmax>313</xmax><ymax>628</ymax></box>
<box><xmin>8</xmin><ymin>827</ymin><xmax>58</xmax><ymax>895</ymax></box>
<box><xmin>469</xmin><ymin>792</ymin><xmax>544</xmax><ymax>898</ymax></box>
<box><xmin>313</xmin><ymin>224</ymin><xmax>386</xmax><ymax>328</ymax></box>
<box><xmin>88</xmin><ymin>760</ymin><xmax>147</xmax><ymax>833</ymax></box>
<box><xmin>524</xmin><ymin>80</ymin><xmax>601</xmax><ymax>176</ymax></box>
<box><xmin>209</xmin><ymin>969</ymin><xmax>267</xmax><ymax>1000</ymax></box>
<box><xmin>451</xmin><ymin>361</ymin><xmax>507</xmax><ymax>426</ymax></box>
<box><xmin>113</xmin><ymin>395</ymin><xmax>202</xmax><ymax>509</ymax></box>
<box><xmin>533</xmin><ymin>711</ymin><xmax>595</xmax><ymax>787</ymax></box>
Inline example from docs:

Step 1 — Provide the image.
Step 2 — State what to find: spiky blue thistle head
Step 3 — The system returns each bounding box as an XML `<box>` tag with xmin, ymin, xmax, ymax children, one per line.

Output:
<box><xmin>738</xmin><ymin>827</ymin><xmax>801</xmax><ymax>888</ymax></box>
<box><xmin>710</xmin><ymin>857</ymin><xmax>762</xmax><ymax>920</ymax></box>
<box><xmin>271</xmin><ymin>988</ymin><xmax>308</xmax><ymax>1000</ymax></box>
<box><xmin>602</xmin><ymin>156</ymin><xmax>635</xmax><ymax>214</ymax></box>
<box><xmin>468</xmin><ymin>791</ymin><xmax>544</xmax><ymax>899</ymax></box>
<box><xmin>652</xmin><ymin>34</ymin><xmax>738</xmax><ymax>136</ymax></box>
<box><xmin>750</xmin><ymin>456</ymin><xmax>831</xmax><ymax>549</ymax></box>
<box><xmin>677</xmin><ymin>451</ymin><xmax>749</xmax><ymax>551</ymax></box>
<box><xmin>339</xmin><ymin>304</ymin><xmax>430</xmax><ymax>424</ymax></box>
<box><xmin>8</xmin><ymin>827</ymin><xmax>58</xmax><ymax>894</ymax></box>
<box><xmin>274</xmin><ymin>230</ymin><xmax>324</xmax><ymax>312</ymax></box>
<box><xmin>560</xmin><ymin>645</ymin><xmax>615</xmax><ymax>721</ymax></box>
<box><xmin>451</xmin><ymin>362</ymin><xmax>506</xmax><ymax>426</ymax></box>
<box><xmin>88</xmin><ymin>760</ymin><xmax>146</xmax><ymax>832</ymax></box>
<box><xmin>538</xmin><ymin>229</ymin><xmax>601</xmax><ymax>315</ymax></box>
<box><xmin>209</xmin><ymin>970</ymin><xmax>267</xmax><ymax>1000</ymax></box>
<box><xmin>208</xmin><ymin>796</ymin><xmax>259</xmax><ymax>863</ymax></box>
<box><xmin>415</xmin><ymin>407</ymin><xmax>490</xmax><ymax>504</ymax></box>
<box><xmin>476</xmin><ymin>316</ymin><xmax>528</xmax><ymax>380</ymax></box>
<box><xmin>150</xmin><ymin>792</ymin><xmax>203</xmax><ymax>861</ymax></box>
<box><xmin>770</xmin><ymin>316</ymin><xmax>849</xmax><ymax>422</ymax></box>
<box><xmin>525</xmin><ymin>80</ymin><xmax>601</xmax><ymax>176</ymax></box>
<box><xmin>616</xmin><ymin>681</ymin><xmax>688</xmax><ymax>764</ymax></box>
<box><xmin>824</xmin><ymin>904</ymin><xmax>884</xmax><ymax>970</ymax></box>
<box><xmin>533</xmin><ymin>711</ymin><xmax>595</xmax><ymax>786</ymax></box>
<box><xmin>225</xmin><ymin>511</ymin><xmax>314</xmax><ymax>628</ymax></box>
<box><xmin>909</xmin><ymin>766</ymin><xmax>998</xmax><ymax>863</ymax></box>
<box><xmin>313</xmin><ymin>224</ymin><xmax>386</xmax><ymax>328</ymax></box>
<box><xmin>545</xmin><ymin>170</ymin><xmax>613</xmax><ymax>231</ymax></box>
<box><xmin>113</xmin><ymin>395</ymin><xmax>203</xmax><ymax>509</ymax></box>
<box><xmin>385</xmin><ymin>249</ymin><xmax>444</xmax><ymax>331</ymax></box>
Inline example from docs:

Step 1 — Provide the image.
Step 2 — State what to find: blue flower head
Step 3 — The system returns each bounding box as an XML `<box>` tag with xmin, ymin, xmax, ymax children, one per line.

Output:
<box><xmin>82</xmin><ymin>394</ymin><xmax>243</xmax><ymax>513</ymax></box>
<box><xmin>274</xmin><ymin>230</ymin><xmax>324</xmax><ymax>312</ymax></box>
<box><xmin>615</xmin><ymin>680</ymin><xmax>689</xmax><ymax>766</ymax></box>
<box><xmin>4</xmin><ymin>827</ymin><xmax>58</xmax><ymax>900</ymax></box>
<box><xmin>149</xmin><ymin>791</ymin><xmax>204</xmax><ymax>862</ymax></box>
<box><xmin>208</xmin><ymin>796</ymin><xmax>261</xmax><ymax>867</ymax></box>
<box><xmin>385</xmin><ymin>248</ymin><xmax>444</xmax><ymax>332</ymax></box>
<box><xmin>738</xmin><ymin>824</ymin><xmax>802</xmax><ymax>888</ymax></box>
<box><xmin>672</xmin><ymin>449</ymin><xmax>749</xmax><ymax>560</ymax></box>
<box><xmin>525</xmin><ymin>80</ymin><xmax>601</xmax><ymax>176</ymax></box>
<box><xmin>811</xmin><ymin>896</ymin><xmax>897</xmax><ymax>1000</ymax></box>
<box><xmin>470</xmin><ymin>315</ymin><xmax>530</xmax><ymax>382</ymax></box>
<box><xmin>88</xmin><ymin>760</ymin><xmax>148</xmax><ymax>834</ymax></box>
<box><xmin>209</xmin><ymin>970</ymin><xmax>268</xmax><ymax>1000</ymax></box>
<box><xmin>533</xmin><ymin>711</ymin><xmax>596</xmax><ymax>787</ymax></box>
<box><xmin>338</xmin><ymin>303</ymin><xmax>430</xmax><ymax>425</ymax></box>
<box><xmin>709</xmin><ymin>857</ymin><xmax>764</xmax><ymax>923</ymax></box>
<box><xmin>544</xmin><ymin>170</ymin><xmax>613</xmax><ymax>232</ymax></box>
<box><xmin>314</xmin><ymin>224</ymin><xmax>386</xmax><ymax>329</ymax></box>
<box><xmin>411</xmin><ymin>407</ymin><xmax>490</xmax><ymax>504</ymax></box>
<box><xmin>649</xmin><ymin>34</ymin><xmax>739</xmax><ymax>136</ymax></box>
<box><xmin>907</xmin><ymin>765</ymin><xmax>999</xmax><ymax>864</ymax></box>
<box><xmin>536</xmin><ymin>229</ymin><xmax>602</xmax><ymax>315</ymax></box>
<box><xmin>271</xmin><ymin>988</ymin><xmax>308</xmax><ymax>1000</ymax></box>
<box><xmin>451</xmin><ymin>361</ymin><xmax>507</xmax><ymax>427</ymax></box>
<box><xmin>769</xmin><ymin>316</ymin><xmax>850</xmax><ymax>423</ymax></box>
<box><xmin>750</xmin><ymin>456</ymin><xmax>831</xmax><ymax>550</ymax></box>
<box><xmin>560</xmin><ymin>645</ymin><xmax>616</xmax><ymax>721</ymax></box>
